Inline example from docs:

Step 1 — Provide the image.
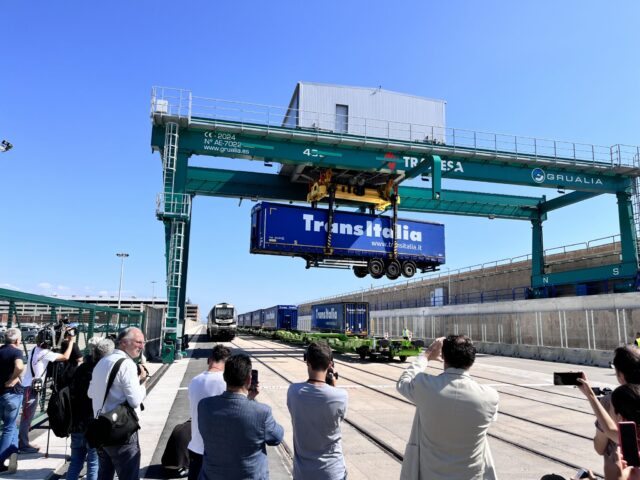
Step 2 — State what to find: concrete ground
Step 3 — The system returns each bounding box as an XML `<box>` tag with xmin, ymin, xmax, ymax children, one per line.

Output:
<box><xmin>13</xmin><ymin>325</ymin><xmax>622</xmax><ymax>479</ymax></box>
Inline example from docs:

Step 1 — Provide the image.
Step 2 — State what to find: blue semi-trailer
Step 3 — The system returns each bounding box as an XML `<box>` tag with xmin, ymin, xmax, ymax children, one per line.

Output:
<box><xmin>311</xmin><ymin>302</ymin><xmax>370</xmax><ymax>336</ymax></box>
<box><xmin>262</xmin><ymin>305</ymin><xmax>299</xmax><ymax>331</ymax></box>
<box><xmin>250</xmin><ymin>201</ymin><xmax>445</xmax><ymax>280</ymax></box>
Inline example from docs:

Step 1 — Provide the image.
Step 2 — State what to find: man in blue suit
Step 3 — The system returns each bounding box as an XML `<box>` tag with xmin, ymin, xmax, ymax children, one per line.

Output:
<box><xmin>198</xmin><ymin>353</ymin><xmax>284</xmax><ymax>480</ymax></box>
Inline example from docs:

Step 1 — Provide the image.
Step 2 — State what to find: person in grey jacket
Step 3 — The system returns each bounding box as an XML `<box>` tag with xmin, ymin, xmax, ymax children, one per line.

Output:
<box><xmin>198</xmin><ymin>354</ymin><xmax>283</xmax><ymax>480</ymax></box>
<box><xmin>397</xmin><ymin>335</ymin><xmax>499</xmax><ymax>480</ymax></box>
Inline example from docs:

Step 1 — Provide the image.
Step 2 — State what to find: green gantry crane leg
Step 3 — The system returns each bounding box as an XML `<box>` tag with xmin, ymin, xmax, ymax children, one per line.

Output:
<box><xmin>617</xmin><ymin>190</ymin><xmax>639</xmax><ymax>266</ymax></box>
<box><xmin>530</xmin><ymin>217</ymin><xmax>545</xmax><ymax>295</ymax></box>
<box><xmin>160</xmin><ymin>122</ymin><xmax>192</xmax><ymax>363</ymax></box>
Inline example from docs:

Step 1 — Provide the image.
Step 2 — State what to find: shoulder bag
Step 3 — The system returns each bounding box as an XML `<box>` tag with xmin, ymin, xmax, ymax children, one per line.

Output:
<box><xmin>85</xmin><ymin>358</ymin><xmax>140</xmax><ymax>448</ymax></box>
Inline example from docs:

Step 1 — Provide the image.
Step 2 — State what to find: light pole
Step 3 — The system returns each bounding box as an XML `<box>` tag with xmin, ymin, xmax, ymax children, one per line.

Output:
<box><xmin>447</xmin><ymin>267</ymin><xmax>451</xmax><ymax>305</ymax></box>
<box><xmin>116</xmin><ymin>253</ymin><xmax>129</xmax><ymax>312</ymax></box>
<box><xmin>151</xmin><ymin>280</ymin><xmax>157</xmax><ymax>305</ymax></box>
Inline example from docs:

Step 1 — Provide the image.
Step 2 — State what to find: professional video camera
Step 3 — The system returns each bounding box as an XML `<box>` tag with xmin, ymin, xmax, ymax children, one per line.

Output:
<box><xmin>36</xmin><ymin>316</ymin><xmax>77</xmax><ymax>351</ymax></box>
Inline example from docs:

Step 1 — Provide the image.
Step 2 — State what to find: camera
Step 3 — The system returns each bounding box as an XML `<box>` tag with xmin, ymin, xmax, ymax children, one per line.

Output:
<box><xmin>36</xmin><ymin>317</ymin><xmax>77</xmax><ymax>351</ymax></box>
<box><xmin>591</xmin><ymin>387</ymin><xmax>612</xmax><ymax>397</ymax></box>
<box><xmin>326</xmin><ymin>368</ymin><xmax>339</xmax><ymax>385</ymax></box>
<box><xmin>31</xmin><ymin>377</ymin><xmax>44</xmax><ymax>393</ymax></box>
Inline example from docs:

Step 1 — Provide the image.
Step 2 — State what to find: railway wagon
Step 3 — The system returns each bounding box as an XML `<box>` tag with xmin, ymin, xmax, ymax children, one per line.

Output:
<box><xmin>261</xmin><ymin>305</ymin><xmax>299</xmax><ymax>331</ymax></box>
<box><xmin>250</xmin><ymin>309</ymin><xmax>263</xmax><ymax>328</ymax></box>
<box><xmin>237</xmin><ymin>313</ymin><xmax>248</xmax><ymax>328</ymax></box>
<box><xmin>311</xmin><ymin>302</ymin><xmax>369</xmax><ymax>336</ymax></box>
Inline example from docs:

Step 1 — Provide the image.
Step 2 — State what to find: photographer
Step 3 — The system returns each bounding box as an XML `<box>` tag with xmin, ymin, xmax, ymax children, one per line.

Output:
<box><xmin>19</xmin><ymin>326</ymin><xmax>76</xmax><ymax>454</ymax></box>
<box><xmin>287</xmin><ymin>341</ymin><xmax>348</xmax><ymax>480</ymax></box>
<box><xmin>581</xmin><ymin>346</ymin><xmax>640</xmax><ymax>479</ymax></box>
<box><xmin>578</xmin><ymin>377</ymin><xmax>640</xmax><ymax>480</ymax></box>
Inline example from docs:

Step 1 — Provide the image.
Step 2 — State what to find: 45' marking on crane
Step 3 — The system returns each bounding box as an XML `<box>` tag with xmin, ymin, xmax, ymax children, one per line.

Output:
<box><xmin>303</xmin><ymin>148</ymin><xmax>342</xmax><ymax>158</ymax></box>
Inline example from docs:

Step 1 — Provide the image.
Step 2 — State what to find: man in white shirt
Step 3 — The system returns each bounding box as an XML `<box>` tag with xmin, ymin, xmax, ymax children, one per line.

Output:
<box><xmin>88</xmin><ymin>327</ymin><xmax>147</xmax><ymax>480</ymax></box>
<box><xmin>187</xmin><ymin>345</ymin><xmax>230</xmax><ymax>480</ymax></box>
<box><xmin>19</xmin><ymin>328</ymin><xmax>75</xmax><ymax>453</ymax></box>
<box><xmin>396</xmin><ymin>335</ymin><xmax>499</xmax><ymax>480</ymax></box>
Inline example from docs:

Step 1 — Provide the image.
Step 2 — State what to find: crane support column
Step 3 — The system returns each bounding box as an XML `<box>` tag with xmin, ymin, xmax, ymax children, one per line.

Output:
<box><xmin>429</xmin><ymin>155</ymin><xmax>442</xmax><ymax>200</ymax></box>
<box><xmin>531</xmin><ymin>217</ymin><xmax>545</xmax><ymax>294</ymax></box>
<box><xmin>159</xmin><ymin>121</ymin><xmax>192</xmax><ymax>363</ymax></box>
<box><xmin>617</xmin><ymin>190</ymin><xmax>639</xmax><ymax>266</ymax></box>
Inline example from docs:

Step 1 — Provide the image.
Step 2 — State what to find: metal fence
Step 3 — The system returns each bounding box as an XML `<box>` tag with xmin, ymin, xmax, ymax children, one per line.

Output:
<box><xmin>371</xmin><ymin>304</ymin><xmax>637</xmax><ymax>351</ymax></box>
<box><xmin>151</xmin><ymin>86</ymin><xmax>640</xmax><ymax>168</ymax></box>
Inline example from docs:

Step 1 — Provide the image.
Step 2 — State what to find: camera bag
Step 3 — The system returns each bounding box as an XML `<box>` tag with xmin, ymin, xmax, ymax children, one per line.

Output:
<box><xmin>85</xmin><ymin>358</ymin><xmax>140</xmax><ymax>449</ymax></box>
<box><xmin>29</xmin><ymin>348</ymin><xmax>47</xmax><ymax>393</ymax></box>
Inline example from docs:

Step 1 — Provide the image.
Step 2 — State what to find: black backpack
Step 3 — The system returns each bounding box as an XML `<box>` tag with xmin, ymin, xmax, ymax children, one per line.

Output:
<box><xmin>47</xmin><ymin>385</ymin><xmax>73</xmax><ymax>438</ymax></box>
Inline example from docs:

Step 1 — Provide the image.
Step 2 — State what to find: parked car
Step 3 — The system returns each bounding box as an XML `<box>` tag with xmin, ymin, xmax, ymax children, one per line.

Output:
<box><xmin>19</xmin><ymin>326</ymin><xmax>39</xmax><ymax>343</ymax></box>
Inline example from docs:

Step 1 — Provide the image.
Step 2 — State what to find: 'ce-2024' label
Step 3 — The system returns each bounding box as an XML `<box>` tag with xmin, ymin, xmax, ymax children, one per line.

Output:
<box><xmin>203</xmin><ymin>132</ymin><xmax>249</xmax><ymax>155</ymax></box>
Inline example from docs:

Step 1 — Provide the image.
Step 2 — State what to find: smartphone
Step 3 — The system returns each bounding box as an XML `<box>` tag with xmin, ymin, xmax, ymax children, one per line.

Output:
<box><xmin>250</xmin><ymin>369</ymin><xmax>259</xmax><ymax>389</ymax></box>
<box><xmin>572</xmin><ymin>468</ymin><xmax>589</xmax><ymax>479</ymax></box>
<box><xmin>618</xmin><ymin>421</ymin><xmax>640</xmax><ymax>467</ymax></box>
<box><xmin>553</xmin><ymin>372</ymin><xmax>583</xmax><ymax>386</ymax></box>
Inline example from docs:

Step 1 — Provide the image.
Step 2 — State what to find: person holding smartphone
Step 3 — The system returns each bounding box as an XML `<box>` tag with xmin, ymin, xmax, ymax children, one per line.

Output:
<box><xmin>287</xmin><ymin>341</ymin><xmax>348</xmax><ymax>480</ymax></box>
<box><xmin>578</xmin><ymin>376</ymin><xmax>640</xmax><ymax>480</ymax></box>
<box><xmin>583</xmin><ymin>346</ymin><xmax>640</xmax><ymax>479</ymax></box>
<box><xmin>198</xmin><ymin>354</ymin><xmax>283</xmax><ymax>480</ymax></box>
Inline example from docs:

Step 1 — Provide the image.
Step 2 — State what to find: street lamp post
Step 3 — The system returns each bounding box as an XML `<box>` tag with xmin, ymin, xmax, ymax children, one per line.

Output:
<box><xmin>151</xmin><ymin>280</ymin><xmax>157</xmax><ymax>305</ymax></box>
<box><xmin>447</xmin><ymin>268</ymin><xmax>451</xmax><ymax>305</ymax></box>
<box><xmin>116</xmin><ymin>253</ymin><xmax>129</xmax><ymax>312</ymax></box>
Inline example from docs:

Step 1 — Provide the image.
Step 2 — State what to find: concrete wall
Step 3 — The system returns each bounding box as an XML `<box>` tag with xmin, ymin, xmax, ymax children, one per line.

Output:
<box><xmin>299</xmin><ymin>240</ymin><xmax>623</xmax><ymax>315</ymax></box>
<box><xmin>369</xmin><ymin>293</ymin><xmax>640</xmax><ymax>367</ymax></box>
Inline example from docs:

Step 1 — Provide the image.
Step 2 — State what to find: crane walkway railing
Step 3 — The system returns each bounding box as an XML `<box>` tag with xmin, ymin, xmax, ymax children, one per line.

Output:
<box><xmin>151</xmin><ymin>86</ymin><xmax>640</xmax><ymax>169</ymax></box>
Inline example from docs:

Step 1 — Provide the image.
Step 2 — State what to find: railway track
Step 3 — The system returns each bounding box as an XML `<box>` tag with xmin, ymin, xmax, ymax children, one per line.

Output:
<box><xmin>229</xmin><ymin>338</ymin><xmax>405</xmax><ymax>464</ymax></box>
<box><xmin>240</xmin><ymin>335</ymin><xmax>605</xmax><ymax>478</ymax></box>
<box><xmin>247</xmin><ymin>334</ymin><xmax>595</xmax><ymax>414</ymax></box>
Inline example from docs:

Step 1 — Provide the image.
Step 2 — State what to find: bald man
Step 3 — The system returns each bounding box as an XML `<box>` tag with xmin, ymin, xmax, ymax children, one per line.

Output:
<box><xmin>88</xmin><ymin>328</ymin><xmax>147</xmax><ymax>480</ymax></box>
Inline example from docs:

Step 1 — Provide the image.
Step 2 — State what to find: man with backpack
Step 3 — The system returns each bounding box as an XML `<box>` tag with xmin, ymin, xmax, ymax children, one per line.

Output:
<box><xmin>63</xmin><ymin>337</ymin><xmax>115</xmax><ymax>480</ymax></box>
<box><xmin>19</xmin><ymin>328</ymin><xmax>75</xmax><ymax>454</ymax></box>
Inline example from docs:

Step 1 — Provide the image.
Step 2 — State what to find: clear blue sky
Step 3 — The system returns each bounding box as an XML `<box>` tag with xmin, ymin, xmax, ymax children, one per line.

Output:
<box><xmin>1</xmin><ymin>1</ymin><xmax>638</xmax><ymax>320</ymax></box>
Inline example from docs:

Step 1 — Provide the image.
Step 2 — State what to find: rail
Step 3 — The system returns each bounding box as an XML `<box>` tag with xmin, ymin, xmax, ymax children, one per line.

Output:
<box><xmin>299</xmin><ymin>234</ymin><xmax>623</xmax><ymax>306</ymax></box>
<box><xmin>151</xmin><ymin>87</ymin><xmax>640</xmax><ymax>168</ymax></box>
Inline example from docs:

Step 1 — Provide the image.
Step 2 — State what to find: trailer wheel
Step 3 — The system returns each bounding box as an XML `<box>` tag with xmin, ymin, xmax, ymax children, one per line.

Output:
<box><xmin>368</xmin><ymin>258</ymin><xmax>384</xmax><ymax>277</ymax></box>
<box><xmin>353</xmin><ymin>266</ymin><xmax>368</xmax><ymax>278</ymax></box>
<box><xmin>399</xmin><ymin>356</ymin><xmax>408</xmax><ymax>362</ymax></box>
<box><xmin>401</xmin><ymin>261</ymin><xmax>416</xmax><ymax>278</ymax></box>
<box><xmin>385</xmin><ymin>260</ymin><xmax>401</xmax><ymax>280</ymax></box>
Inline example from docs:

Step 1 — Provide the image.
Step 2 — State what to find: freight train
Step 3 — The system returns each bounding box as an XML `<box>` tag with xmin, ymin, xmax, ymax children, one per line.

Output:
<box><xmin>207</xmin><ymin>302</ymin><xmax>237</xmax><ymax>340</ymax></box>
<box><xmin>239</xmin><ymin>302</ymin><xmax>422</xmax><ymax>361</ymax></box>
<box><xmin>238</xmin><ymin>305</ymin><xmax>299</xmax><ymax>330</ymax></box>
